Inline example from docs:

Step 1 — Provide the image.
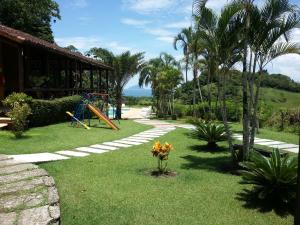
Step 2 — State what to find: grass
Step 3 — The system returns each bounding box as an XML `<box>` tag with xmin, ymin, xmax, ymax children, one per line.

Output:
<box><xmin>41</xmin><ymin>128</ymin><xmax>293</xmax><ymax>225</ymax></box>
<box><xmin>261</xmin><ymin>87</ymin><xmax>300</xmax><ymax>109</ymax></box>
<box><xmin>0</xmin><ymin>120</ymin><xmax>151</xmax><ymax>155</ymax></box>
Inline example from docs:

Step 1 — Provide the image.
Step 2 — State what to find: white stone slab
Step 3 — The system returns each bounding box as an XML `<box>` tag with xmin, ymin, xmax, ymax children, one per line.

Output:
<box><xmin>75</xmin><ymin>147</ymin><xmax>109</xmax><ymax>154</ymax></box>
<box><xmin>253</xmin><ymin>139</ymin><xmax>275</xmax><ymax>143</ymax></box>
<box><xmin>134</xmin><ymin>134</ymin><xmax>161</xmax><ymax>138</ymax></box>
<box><xmin>142</xmin><ymin>132</ymin><xmax>167</xmax><ymax>135</ymax></box>
<box><xmin>56</xmin><ymin>150</ymin><xmax>89</xmax><ymax>157</ymax></box>
<box><xmin>132</xmin><ymin>134</ymin><xmax>154</xmax><ymax>140</ymax></box>
<box><xmin>90</xmin><ymin>144</ymin><xmax>118</xmax><ymax>150</ymax></box>
<box><xmin>122</xmin><ymin>138</ymin><xmax>149</xmax><ymax>143</ymax></box>
<box><xmin>283</xmin><ymin>147</ymin><xmax>299</xmax><ymax>153</ymax></box>
<box><xmin>11</xmin><ymin>153</ymin><xmax>69</xmax><ymax>163</ymax></box>
<box><xmin>114</xmin><ymin>140</ymin><xmax>143</xmax><ymax>145</ymax></box>
<box><xmin>272</xmin><ymin>144</ymin><xmax>299</xmax><ymax>149</ymax></box>
<box><xmin>102</xmin><ymin>142</ymin><xmax>131</xmax><ymax>148</ymax></box>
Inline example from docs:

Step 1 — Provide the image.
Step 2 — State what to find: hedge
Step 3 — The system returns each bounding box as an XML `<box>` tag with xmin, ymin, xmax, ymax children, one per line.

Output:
<box><xmin>29</xmin><ymin>95</ymin><xmax>81</xmax><ymax>127</ymax></box>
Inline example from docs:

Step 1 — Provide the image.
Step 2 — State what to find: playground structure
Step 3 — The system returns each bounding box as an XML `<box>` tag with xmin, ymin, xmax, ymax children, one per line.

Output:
<box><xmin>66</xmin><ymin>93</ymin><xmax>119</xmax><ymax>130</ymax></box>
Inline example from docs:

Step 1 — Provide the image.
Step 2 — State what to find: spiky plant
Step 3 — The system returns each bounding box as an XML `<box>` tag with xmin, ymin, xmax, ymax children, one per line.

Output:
<box><xmin>192</xmin><ymin>121</ymin><xmax>227</xmax><ymax>148</ymax></box>
<box><xmin>240</xmin><ymin>149</ymin><xmax>298</xmax><ymax>204</ymax></box>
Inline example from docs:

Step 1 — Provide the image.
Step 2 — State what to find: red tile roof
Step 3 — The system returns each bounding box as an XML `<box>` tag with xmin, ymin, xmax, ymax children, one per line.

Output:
<box><xmin>0</xmin><ymin>25</ymin><xmax>113</xmax><ymax>70</ymax></box>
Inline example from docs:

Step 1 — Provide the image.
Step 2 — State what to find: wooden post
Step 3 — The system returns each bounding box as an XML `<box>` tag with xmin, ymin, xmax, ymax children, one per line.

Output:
<box><xmin>99</xmin><ymin>69</ymin><xmax>102</xmax><ymax>92</ymax></box>
<box><xmin>0</xmin><ymin>42</ymin><xmax>4</xmax><ymax>99</ymax></box>
<box><xmin>79</xmin><ymin>63</ymin><xmax>83</xmax><ymax>89</ymax></box>
<box><xmin>106</xmin><ymin>69</ymin><xmax>109</xmax><ymax>94</ymax></box>
<box><xmin>18</xmin><ymin>46</ymin><xmax>25</xmax><ymax>92</ymax></box>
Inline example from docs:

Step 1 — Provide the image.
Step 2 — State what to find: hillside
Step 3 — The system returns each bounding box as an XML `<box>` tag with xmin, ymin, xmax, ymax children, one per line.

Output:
<box><xmin>261</xmin><ymin>87</ymin><xmax>300</xmax><ymax>109</ymax></box>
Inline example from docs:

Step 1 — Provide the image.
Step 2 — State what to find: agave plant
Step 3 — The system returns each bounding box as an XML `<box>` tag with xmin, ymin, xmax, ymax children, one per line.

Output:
<box><xmin>239</xmin><ymin>149</ymin><xmax>298</xmax><ymax>204</ymax></box>
<box><xmin>192</xmin><ymin>121</ymin><xmax>227</xmax><ymax>148</ymax></box>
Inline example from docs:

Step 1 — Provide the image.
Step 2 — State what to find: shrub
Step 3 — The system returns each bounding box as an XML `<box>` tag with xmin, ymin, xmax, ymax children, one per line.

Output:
<box><xmin>6</xmin><ymin>102</ymin><xmax>31</xmax><ymax>138</ymax></box>
<box><xmin>192</xmin><ymin>121</ymin><xmax>228</xmax><ymax>148</ymax></box>
<box><xmin>239</xmin><ymin>149</ymin><xmax>298</xmax><ymax>204</ymax></box>
<box><xmin>151</xmin><ymin>141</ymin><xmax>173</xmax><ymax>173</ymax></box>
<box><xmin>29</xmin><ymin>95</ymin><xmax>81</xmax><ymax>127</ymax></box>
<box><xmin>2</xmin><ymin>92</ymin><xmax>32</xmax><ymax>108</ymax></box>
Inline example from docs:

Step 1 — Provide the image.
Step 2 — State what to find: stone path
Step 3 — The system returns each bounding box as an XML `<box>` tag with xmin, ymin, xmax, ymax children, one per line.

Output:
<box><xmin>174</xmin><ymin>123</ymin><xmax>299</xmax><ymax>154</ymax></box>
<box><xmin>9</xmin><ymin>120</ymin><xmax>176</xmax><ymax>164</ymax></box>
<box><xmin>0</xmin><ymin>155</ymin><xmax>60</xmax><ymax>225</ymax></box>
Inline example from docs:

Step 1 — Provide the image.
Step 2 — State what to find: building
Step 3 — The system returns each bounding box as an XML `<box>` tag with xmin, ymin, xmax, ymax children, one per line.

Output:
<box><xmin>0</xmin><ymin>25</ymin><xmax>113</xmax><ymax>100</ymax></box>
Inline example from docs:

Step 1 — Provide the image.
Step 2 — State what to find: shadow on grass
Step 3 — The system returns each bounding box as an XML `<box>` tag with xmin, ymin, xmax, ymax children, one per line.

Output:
<box><xmin>236</xmin><ymin>189</ymin><xmax>295</xmax><ymax>217</ymax></box>
<box><xmin>188</xmin><ymin>144</ymin><xmax>228</xmax><ymax>154</ymax></box>
<box><xmin>8</xmin><ymin>134</ymin><xmax>32</xmax><ymax>140</ymax></box>
<box><xmin>181</xmin><ymin>154</ymin><xmax>238</xmax><ymax>174</ymax></box>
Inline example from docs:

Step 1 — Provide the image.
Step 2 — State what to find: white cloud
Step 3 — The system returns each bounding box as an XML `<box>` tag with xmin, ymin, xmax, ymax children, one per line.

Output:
<box><xmin>123</xmin><ymin>0</ymin><xmax>173</xmax><ymax>13</ymax></box>
<box><xmin>144</xmin><ymin>28</ymin><xmax>173</xmax><ymax>36</ymax></box>
<box><xmin>71</xmin><ymin>0</ymin><xmax>88</xmax><ymax>8</ymax></box>
<box><xmin>55</xmin><ymin>37</ymin><xmax>101</xmax><ymax>51</ymax></box>
<box><xmin>55</xmin><ymin>37</ymin><xmax>135</xmax><ymax>54</ymax></box>
<box><xmin>165</xmin><ymin>21</ymin><xmax>191</xmax><ymax>29</ymax></box>
<box><xmin>156</xmin><ymin>36</ymin><xmax>174</xmax><ymax>43</ymax></box>
<box><xmin>121</xmin><ymin>18</ymin><xmax>152</xmax><ymax>26</ymax></box>
<box><xmin>267</xmin><ymin>54</ymin><xmax>300</xmax><ymax>82</ymax></box>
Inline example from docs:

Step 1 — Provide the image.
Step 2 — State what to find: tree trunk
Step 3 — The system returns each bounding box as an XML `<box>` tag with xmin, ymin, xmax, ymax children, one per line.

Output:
<box><xmin>185</xmin><ymin>57</ymin><xmax>189</xmax><ymax>83</ymax></box>
<box><xmin>193</xmin><ymin>66</ymin><xmax>197</xmax><ymax>117</ymax></box>
<box><xmin>242</xmin><ymin>4</ymin><xmax>251</xmax><ymax>160</ymax></box>
<box><xmin>115</xmin><ymin>90</ymin><xmax>122</xmax><ymax>120</ymax></box>
<box><xmin>220</xmin><ymin>72</ymin><xmax>234</xmax><ymax>162</ymax></box>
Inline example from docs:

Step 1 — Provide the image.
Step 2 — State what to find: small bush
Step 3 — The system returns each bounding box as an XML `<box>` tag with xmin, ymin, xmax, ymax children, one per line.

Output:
<box><xmin>6</xmin><ymin>102</ymin><xmax>31</xmax><ymax>138</ymax></box>
<box><xmin>29</xmin><ymin>95</ymin><xmax>81</xmax><ymax>127</ymax></box>
<box><xmin>192</xmin><ymin>121</ymin><xmax>228</xmax><ymax>148</ymax></box>
<box><xmin>239</xmin><ymin>149</ymin><xmax>298</xmax><ymax>204</ymax></box>
<box><xmin>2</xmin><ymin>92</ymin><xmax>32</xmax><ymax>107</ymax></box>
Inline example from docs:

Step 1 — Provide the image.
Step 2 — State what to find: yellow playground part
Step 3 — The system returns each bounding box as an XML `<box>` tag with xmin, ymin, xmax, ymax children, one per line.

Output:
<box><xmin>87</xmin><ymin>104</ymin><xmax>119</xmax><ymax>130</ymax></box>
<box><xmin>66</xmin><ymin>111</ymin><xmax>91</xmax><ymax>130</ymax></box>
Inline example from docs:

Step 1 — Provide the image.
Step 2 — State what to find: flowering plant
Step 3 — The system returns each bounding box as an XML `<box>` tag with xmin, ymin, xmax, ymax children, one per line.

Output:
<box><xmin>151</xmin><ymin>141</ymin><xmax>173</xmax><ymax>173</ymax></box>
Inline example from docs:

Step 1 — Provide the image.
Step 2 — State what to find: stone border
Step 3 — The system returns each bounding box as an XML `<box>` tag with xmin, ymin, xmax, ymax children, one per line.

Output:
<box><xmin>0</xmin><ymin>155</ymin><xmax>60</xmax><ymax>225</ymax></box>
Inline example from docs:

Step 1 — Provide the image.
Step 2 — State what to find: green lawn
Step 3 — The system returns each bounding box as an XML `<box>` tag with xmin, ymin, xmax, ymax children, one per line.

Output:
<box><xmin>41</xmin><ymin>128</ymin><xmax>293</xmax><ymax>225</ymax></box>
<box><xmin>0</xmin><ymin>120</ymin><xmax>151</xmax><ymax>155</ymax></box>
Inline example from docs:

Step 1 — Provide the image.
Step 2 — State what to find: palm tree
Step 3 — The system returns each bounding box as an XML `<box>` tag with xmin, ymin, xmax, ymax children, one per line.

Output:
<box><xmin>174</xmin><ymin>27</ymin><xmax>193</xmax><ymax>83</ymax></box>
<box><xmin>87</xmin><ymin>48</ymin><xmax>145</xmax><ymax>119</ymax></box>
<box><xmin>139</xmin><ymin>53</ymin><xmax>181</xmax><ymax>116</ymax></box>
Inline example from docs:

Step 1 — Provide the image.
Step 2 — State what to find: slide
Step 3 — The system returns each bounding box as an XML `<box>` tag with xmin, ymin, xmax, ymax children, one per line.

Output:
<box><xmin>87</xmin><ymin>104</ymin><xmax>119</xmax><ymax>130</ymax></box>
<box><xmin>66</xmin><ymin>111</ymin><xmax>91</xmax><ymax>130</ymax></box>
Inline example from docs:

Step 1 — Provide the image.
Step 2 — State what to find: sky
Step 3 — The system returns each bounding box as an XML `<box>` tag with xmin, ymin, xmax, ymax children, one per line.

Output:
<box><xmin>52</xmin><ymin>0</ymin><xmax>300</xmax><ymax>88</ymax></box>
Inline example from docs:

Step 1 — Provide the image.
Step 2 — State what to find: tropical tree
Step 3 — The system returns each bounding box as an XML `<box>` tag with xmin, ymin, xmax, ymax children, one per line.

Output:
<box><xmin>0</xmin><ymin>0</ymin><xmax>61</xmax><ymax>42</ymax></box>
<box><xmin>174</xmin><ymin>27</ymin><xmax>193</xmax><ymax>83</ymax></box>
<box><xmin>87</xmin><ymin>48</ymin><xmax>145</xmax><ymax>119</ymax></box>
<box><xmin>139</xmin><ymin>53</ymin><xmax>182</xmax><ymax>116</ymax></box>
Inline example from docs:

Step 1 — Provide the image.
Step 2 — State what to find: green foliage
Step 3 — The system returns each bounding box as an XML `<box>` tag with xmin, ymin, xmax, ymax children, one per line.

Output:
<box><xmin>261</xmin><ymin>73</ymin><xmax>300</xmax><ymax>93</ymax></box>
<box><xmin>265</xmin><ymin>107</ymin><xmax>300</xmax><ymax>133</ymax></box>
<box><xmin>29</xmin><ymin>95</ymin><xmax>81</xmax><ymax>127</ymax></box>
<box><xmin>2</xmin><ymin>92</ymin><xmax>32</xmax><ymax>108</ymax></box>
<box><xmin>0</xmin><ymin>0</ymin><xmax>60</xmax><ymax>42</ymax></box>
<box><xmin>3</xmin><ymin>92</ymin><xmax>32</xmax><ymax>138</ymax></box>
<box><xmin>240</xmin><ymin>149</ymin><xmax>298</xmax><ymax>204</ymax></box>
<box><xmin>192</xmin><ymin>121</ymin><xmax>227</xmax><ymax>147</ymax></box>
<box><xmin>6</xmin><ymin>103</ymin><xmax>31</xmax><ymax>138</ymax></box>
<box><xmin>124</xmin><ymin>96</ymin><xmax>152</xmax><ymax>106</ymax></box>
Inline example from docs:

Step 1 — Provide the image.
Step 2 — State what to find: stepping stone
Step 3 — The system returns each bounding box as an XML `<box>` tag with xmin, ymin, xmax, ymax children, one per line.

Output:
<box><xmin>56</xmin><ymin>150</ymin><xmax>89</xmax><ymax>157</ymax></box>
<box><xmin>90</xmin><ymin>144</ymin><xmax>118</xmax><ymax>150</ymax></box>
<box><xmin>102</xmin><ymin>142</ymin><xmax>131</xmax><ymax>148</ymax></box>
<box><xmin>114</xmin><ymin>140</ymin><xmax>143</xmax><ymax>145</ymax></box>
<box><xmin>0</xmin><ymin>190</ymin><xmax>47</xmax><ymax>210</ymax></box>
<box><xmin>0</xmin><ymin>159</ymin><xmax>22</xmax><ymax>168</ymax></box>
<box><xmin>132</xmin><ymin>135</ymin><xmax>154</xmax><ymax>140</ymax></box>
<box><xmin>17</xmin><ymin>205</ymin><xmax>59</xmax><ymax>225</ymax></box>
<box><xmin>258</xmin><ymin>141</ymin><xmax>286</xmax><ymax>146</ymax></box>
<box><xmin>141</xmin><ymin>132</ymin><xmax>167</xmax><ymax>135</ymax></box>
<box><xmin>0</xmin><ymin>155</ymin><xmax>12</xmax><ymax>161</ymax></box>
<box><xmin>122</xmin><ymin>138</ymin><xmax>149</xmax><ymax>143</ymax></box>
<box><xmin>283</xmin><ymin>147</ymin><xmax>299</xmax><ymax>153</ymax></box>
<box><xmin>0</xmin><ymin>212</ymin><xmax>17</xmax><ymax>225</ymax></box>
<box><xmin>0</xmin><ymin>164</ymin><xmax>38</xmax><ymax>175</ymax></box>
<box><xmin>273</xmin><ymin>144</ymin><xmax>299</xmax><ymax>149</ymax></box>
<box><xmin>134</xmin><ymin>134</ymin><xmax>160</xmax><ymax>138</ymax></box>
<box><xmin>253</xmin><ymin>139</ymin><xmax>275</xmax><ymax>143</ymax></box>
<box><xmin>0</xmin><ymin>177</ymin><xmax>45</xmax><ymax>195</ymax></box>
<box><xmin>75</xmin><ymin>147</ymin><xmax>108</xmax><ymax>154</ymax></box>
<box><xmin>0</xmin><ymin>169</ymin><xmax>48</xmax><ymax>184</ymax></box>
<box><xmin>11</xmin><ymin>153</ymin><xmax>69</xmax><ymax>163</ymax></box>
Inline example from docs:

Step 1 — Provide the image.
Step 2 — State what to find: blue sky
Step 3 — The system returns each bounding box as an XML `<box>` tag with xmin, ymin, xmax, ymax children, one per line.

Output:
<box><xmin>52</xmin><ymin>0</ymin><xmax>300</xmax><ymax>88</ymax></box>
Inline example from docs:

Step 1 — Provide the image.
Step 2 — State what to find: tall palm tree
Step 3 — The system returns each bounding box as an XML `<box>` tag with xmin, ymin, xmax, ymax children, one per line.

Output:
<box><xmin>174</xmin><ymin>27</ymin><xmax>193</xmax><ymax>83</ymax></box>
<box><xmin>87</xmin><ymin>48</ymin><xmax>145</xmax><ymax>119</ymax></box>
